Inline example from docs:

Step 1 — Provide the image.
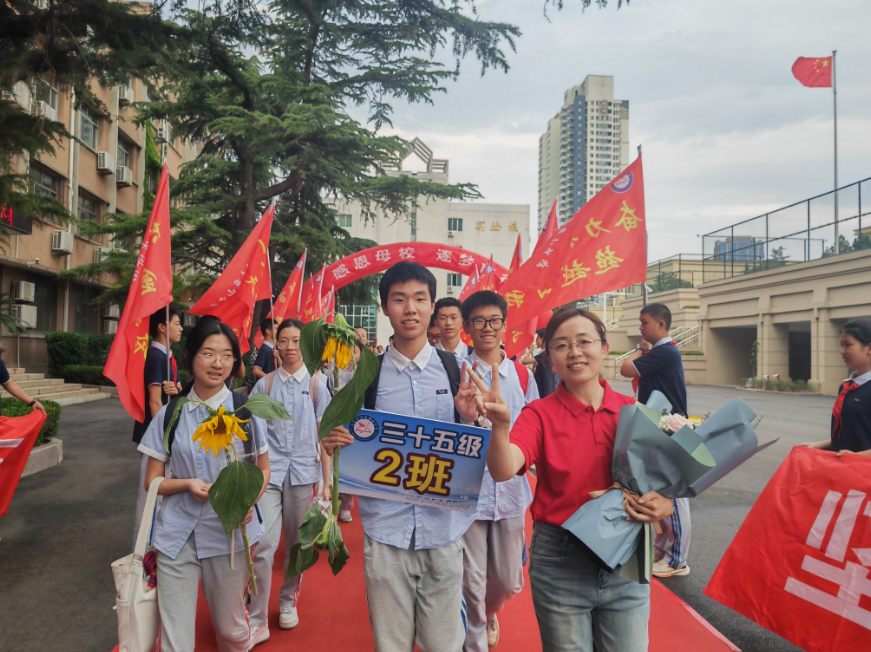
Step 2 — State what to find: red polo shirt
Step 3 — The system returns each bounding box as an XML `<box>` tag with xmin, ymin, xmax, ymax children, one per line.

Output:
<box><xmin>510</xmin><ymin>379</ymin><xmax>635</xmax><ymax>527</ymax></box>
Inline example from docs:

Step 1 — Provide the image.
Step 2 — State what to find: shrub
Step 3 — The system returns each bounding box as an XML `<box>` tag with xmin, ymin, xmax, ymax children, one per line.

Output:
<box><xmin>45</xmin><ymin>332</ymin><xmax>114</xmax><ymax>377</ymax></box>
<box><xmin>1</xmin><ymin>398</ymin><xmax>62</xmax><ymax>447</ymax></box>
<box><xmin>740</xmin><ymin>377</ymin><xmax>819</xmax><ymax>393</ymax></box>
<box><xmin>60</xmin><ymin>365</ymin><xmax>114</xmax><ymax>386</ymax></box>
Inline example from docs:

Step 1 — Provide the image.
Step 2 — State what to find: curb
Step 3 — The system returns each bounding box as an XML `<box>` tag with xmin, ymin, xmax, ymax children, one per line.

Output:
<box><xmin>22</xmin><ymin>438</ymin><xmax>63</xmax><ymax>477</ymax></box>
<box><xmin>733</xmin><ymin>386</ymin><xmax>821</xmax><ymax>395</ymax></box>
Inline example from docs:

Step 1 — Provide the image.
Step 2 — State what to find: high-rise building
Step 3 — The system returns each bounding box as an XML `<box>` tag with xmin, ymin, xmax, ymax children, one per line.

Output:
<box><xmin>538</xmin><ymin>75</ymin><xmax>629</xmax><ymax>227</ymax></box>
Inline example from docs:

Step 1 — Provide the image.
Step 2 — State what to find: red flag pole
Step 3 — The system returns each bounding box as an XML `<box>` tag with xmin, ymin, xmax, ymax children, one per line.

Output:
<box><xmin>264</xmin><ymin>199</ymin><xmax>278</xmax><ymax>334</ymax></box>
<box><xmin>296</xmin><ymin>249</ymin><xmax>307</xmax><ymax>316</ymax></box>
<box><xmin>832</xmin><ymin>50</ymin><xmax>839</xmax><ymax>254</ymax></box>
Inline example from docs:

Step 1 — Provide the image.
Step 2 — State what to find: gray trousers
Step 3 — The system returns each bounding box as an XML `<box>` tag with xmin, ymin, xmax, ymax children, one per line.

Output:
<box><xmin>363</xmin><ymin>534</ymin><xmax>465</xmax><ymax>652</ymax></box>
<box><xmin>654</xmin><ymin>497</ymin><xmax>691</xmax><ymax>568</ymax></box>
<box><xmin>133</xmin><ymin>452</ymin><xmax>163</xmax><ymax>548</ymax></box>
<box><xmin>461</xmin><ymin>517</ymin><xmax>526</xmax><ymax>652</ymax></box>
<box><xmin>248</xmin><ymin>477</ymin><xmax>314</xmax><ymax>629</ymax></box>
<box><xmin>156</xmin><ymin>535</ymin><xmax>250</xmax><ymax>652</ymax></box>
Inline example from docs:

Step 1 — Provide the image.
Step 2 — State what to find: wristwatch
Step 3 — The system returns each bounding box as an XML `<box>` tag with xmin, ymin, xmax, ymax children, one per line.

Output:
<box><xmin>28</xmin><ymin>399</ymin><xmax>37</xmax><ymax>407</ymax></box>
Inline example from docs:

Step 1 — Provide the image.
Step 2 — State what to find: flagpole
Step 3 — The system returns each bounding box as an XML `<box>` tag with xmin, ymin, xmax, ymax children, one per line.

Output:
<box><xmin>163</xmin><ymin>157</ymin><xmax>171</xmax><ymax>385</ymax></box>
<box><xmin>296</xmin><ymin>249</ymin><xmax>307</xmax><ymax>317</ymax></box>
<box><xmin>832</xmin><ymin>50</ymin><xmax>839</xmax><ymax>254</ymax></box>
<box><xmin>264</xmin><ymin>199</ymin><xmax>278</xmax><ymax>334</ymax></box>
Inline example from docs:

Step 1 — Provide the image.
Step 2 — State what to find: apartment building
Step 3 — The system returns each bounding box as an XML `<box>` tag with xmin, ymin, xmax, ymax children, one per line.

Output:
<box><xmin>1</xmin><ymin>77</ymin><xmax>197</xmax><ymax>372</ymax></box>
<box><xmin>332</xmin><ymin>138</ymin><xmax>529</xmax><ymax>344</ymax></box>
<box><xmin>538</xmin><ymin>75</ymin><xmax>630</xmax><ymax>227</ymax></box>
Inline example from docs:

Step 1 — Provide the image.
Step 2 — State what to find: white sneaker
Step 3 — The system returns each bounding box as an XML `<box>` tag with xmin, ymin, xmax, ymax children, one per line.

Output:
<box><xmin>248</xmin><ymin>625</ymin><xmax>269</xmax><ymax>650</ymax></box>
<box><xmin>339</xmin><ymin>509</ymin><xmax>353</xmax><ymax>523</ymax></box>
<box><xmin>487</xmin><ymin>616</ymin><xmax>499</xmax><ymax>648</ymax></box>
<box><xmin>652</xmin><ymin>559</ymin><xmax>690</xmax><ymax>577</ymax></box>
<box><xmin>279</xmin><ymin>606</ymin><xmax>299</xmax><ymax>629</ymax></box>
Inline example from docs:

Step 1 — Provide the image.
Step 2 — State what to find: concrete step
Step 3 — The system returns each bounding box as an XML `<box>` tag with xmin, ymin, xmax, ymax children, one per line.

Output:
<box><xmin>52</xmin><ymin>390</ymin><xmax>111</xmax><ymax>406</ymax></box>
<box><xmin>1</xmin><ymin>383</ymin><xmax>85</xmax><ymax>399</ymax></box>
<box><xmin>5</xmin><ymin>372</ymin><xmax>46</xmax><ymax>382</ymax></box>
<box><xmin>6</xmin><ymin>378</ymin><xmax>66</xmax><ymax>390</ymax></box>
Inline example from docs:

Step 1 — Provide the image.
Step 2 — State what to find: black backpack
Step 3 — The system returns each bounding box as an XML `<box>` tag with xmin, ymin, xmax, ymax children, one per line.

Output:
<box><xmin>163</xmin><ymin>390</ymin><xmax>254</xmax><ymax>459</ymax></box>
<box><xmin>363</xmin><ymin>349</ymin><xmax>462</xmax><ymax>423</ymax></box>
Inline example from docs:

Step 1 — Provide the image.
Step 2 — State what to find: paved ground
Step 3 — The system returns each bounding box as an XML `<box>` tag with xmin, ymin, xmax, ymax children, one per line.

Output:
<box><xmin>0</xmin><ymin>385</ymin><xmax>836</xmax><ymax>652</ymax></box>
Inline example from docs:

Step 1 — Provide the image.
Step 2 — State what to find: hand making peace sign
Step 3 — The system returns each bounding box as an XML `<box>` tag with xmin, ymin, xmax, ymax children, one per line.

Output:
<box><xmin>465</xmin><ymin>362</ymin><xmax>512</xmax><ymax>427</ymax></box>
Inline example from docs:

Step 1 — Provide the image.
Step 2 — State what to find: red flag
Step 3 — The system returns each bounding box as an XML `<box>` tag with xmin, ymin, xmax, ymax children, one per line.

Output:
<box><xmin>323</xmin><ymin>286</ymin><xmax>336</xmax><ymax>323</ymax></box>
<box><xmin>458</xmin><ymin>265</ymin><xmax>481</xmax><ymax>302</ymax></box>
<box><xmin>792</xmin><ymin>56</ymin><xmax>833</xmax><ymax>88</ymax></box>
<box><xmin>507</xmin><ymin>235</ymin><xmax>523</xmax><ymax>280</ymax></box>
<box><xmin>500</xmin><ymin>155</ymin><xmax>647</xmax><ymax>328</ymax></box>
<box><xmin>705</xmin><ymin>447</ymin><xmax>871</xmax><ymax>652</ymax></box>
<box><xmin>0</xmin><ymin>411</ymin><xmax>47</xmax><ymax>515</ymax></box>
<box><xmin>300</xmin><ymin>264</ymin><xmax>326</xmax><ymax>323</ymax></box>
<box><xmin>189</xmin><ymin>204</ymin><xmax>275</xmax><ymax>353</ymax></box>
<box><xmin>478</xmin><ymin>256</ymin><xmax>498</xmax><ymax>292</ymax></box>
<box><xmin>253</xmin><ymin>249</ymin><xmax>306</xmax><ymax>347</ymax></box>
<box><xmin>533</xmin><ymin>199</ymin><xmax>559</xmax><ymax>254</ymax></box>
<box><xmin>103</xmin><ymin>164</ymin><xmax>174</xmax><ymax>422</ymax></box>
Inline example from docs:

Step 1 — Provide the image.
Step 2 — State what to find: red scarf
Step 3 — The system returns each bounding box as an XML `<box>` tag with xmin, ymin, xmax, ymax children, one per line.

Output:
<box><xmin>170</xmin><ymin>355</ymin><xmax>178</xmax><ymax>385</ymax></box>
<box><xmin>831</xmin><ymin>380</ymin><xmax>859</xmax><ymax>438</ymax></box>
<box><xmin>631</xmin><ymin>341</ymin><xmax>678</xmax><ymax>395</ymax></box>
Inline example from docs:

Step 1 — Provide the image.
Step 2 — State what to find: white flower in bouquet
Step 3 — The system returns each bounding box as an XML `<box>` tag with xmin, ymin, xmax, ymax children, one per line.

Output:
<box><xmin>659</xmin><ymin>412</ymin><xmax>705</xmax><ymax>435</ymax></box>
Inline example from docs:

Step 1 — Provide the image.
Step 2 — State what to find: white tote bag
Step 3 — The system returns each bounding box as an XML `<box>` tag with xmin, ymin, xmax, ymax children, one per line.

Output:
<box><xmin>112</xmin><ymin>476</ymin><xmax>164</xmax><ymax>652</ymax></box>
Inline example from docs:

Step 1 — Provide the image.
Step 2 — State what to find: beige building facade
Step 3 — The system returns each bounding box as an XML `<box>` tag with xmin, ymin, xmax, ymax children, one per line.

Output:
<box><xmin>333</xmin><ymin>138</ymin><xmax>530</xmax><ymax>345</ymax></box>
<box><xmin>1</xmin><ymin>76</ymin><xmax>197</xmax><ymax>372</ymax></box>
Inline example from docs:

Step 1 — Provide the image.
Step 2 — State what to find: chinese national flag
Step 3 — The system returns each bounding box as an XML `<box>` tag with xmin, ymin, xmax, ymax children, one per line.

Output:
<box><xmin>0</xmin><ymin>411</ymin><xmax>47</xmax><ymax>515</ymax></box>
<box><xmin>533</xmin><ymin>199</ymin><xmax>558</xmax><ymax>254</ymax></box>
<box><xmin>500</xmin><ymin>155</ymin><xmax>647</xmax><ymax>331</ymax></box>
<box><xmin>253</xmin><ymin>249</ymin><xmax>306</xmax><ymax>348</ymax></box>
<box><xmin>792</xmin><ymin>57</ymin><xmax>833</xmax><ymax>88</ymax></box>
<box><xmin>705</xmin><ymin>447</ymin><xmax>871</xmax><ymax>652</ymax></box>
<box><xmin>103</xmin><ymin>163</ymin><xmax>173</xmax><ymax>422</ymax></box>
<box><xmin>189</xmin><ymin>204</ymin><xmax>275</xmax><ymax>353</ymax></box>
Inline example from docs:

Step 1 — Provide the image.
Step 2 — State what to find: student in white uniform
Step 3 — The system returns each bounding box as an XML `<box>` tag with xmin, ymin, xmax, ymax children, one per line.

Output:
<box><xmin>247</xmin><ymin>318</ymin><xmax>330</xmax><ymax>649</ymax></box>
<box><xmin>138</xmin><ymin>318</ymin><xmax>271</xmax><ymax>652</ymax></box>
<box><xmin>435</xmin><ymin>297</ymin><xmax>471</xmax><ymax>360</ymax></box>
<box><xmin>460</xmin><ymin>291</ymin><xmax>539</xmax><ymax>650</ymax></box>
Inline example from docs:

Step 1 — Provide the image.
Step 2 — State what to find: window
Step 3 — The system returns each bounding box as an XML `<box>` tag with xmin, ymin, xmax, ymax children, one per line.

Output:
<box><xmin>117</xmin><ymin>138</ymin><xmax>131</xmax><ymax>168</ymax></box>
<box><xmin>448</xmin><ymin>218</ymin><xmax>463</xmax><ymax>232</ymax></box>
<box><xmin>31</xmin><ymin>163</ymin><xmax>59</xmax><ymax>201</ymax></box>
<box><xmin>338</xmin><ymin>214</ymin><xmax>352</xmax><ymax>228</ymax></box>
<box><xmin>74</xmin><ymin>283</ymin><xmax>101</xmax><ymax>334</ymax></box>
<box><xmin>37</xmin><ymin>83</ymin><xmax>58</xmax><ymax>110</ymax></box>
<box><xmin>78</xmin><ymin>191</ymin><xmax>98</xmax><ymax>221</ymax></box>
<box><xmin>337</xmin><ymin>304</ymin><xmax>377</xmax><ymax>342</ymax></box>
<box><xmin>81</xmin><ymin>107</ymin><xmax>99</xmax><ymax>149</ymax></box>
<box><xmin>447</xmin><ymin>273</ymin><xmax>463</xmax><ymax>287</ymax></box>
<box><xmin>410</xmin><ymin>212</ymin><xmax>417</xmax><ymax>237</ymax></box>
<box><xmin>27</xmin><ymin>273</ymin><xmax>57</xmax><ymax>333</ymax></box>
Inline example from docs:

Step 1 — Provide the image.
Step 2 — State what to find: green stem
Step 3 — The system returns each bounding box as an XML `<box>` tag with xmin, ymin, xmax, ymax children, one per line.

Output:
<box><xmin>332</xmin><ymin>446</ymin><xmax>340</xmax><ymax>518</ymax></box>
<box><xmin>222</xmin><ymin>447</ymin><xmax>257</xmax><ymax>596</ymax></box>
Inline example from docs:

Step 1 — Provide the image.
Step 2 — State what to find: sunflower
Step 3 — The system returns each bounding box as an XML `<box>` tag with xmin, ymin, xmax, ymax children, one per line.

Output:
<box><xmin>321</xmin><ymin>335</ymin><xmax>354</xmax><ymax>370</ymax></box>
<box><xmin>192</xmin><ymin>406</ymin><xmax>249</xmax><ymax>456</ymax></box>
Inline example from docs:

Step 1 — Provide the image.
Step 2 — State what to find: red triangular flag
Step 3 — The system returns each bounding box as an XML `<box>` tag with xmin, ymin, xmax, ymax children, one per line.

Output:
<box><xmin>253</xmin><ymin>249</ymin><xmax>306</xmax><ymax>348</ymax></box>
<box><xmin>189</xmin><ymin>204</ymin><xmax>275</xmax><ymax>353</ymax></box>
<box><xmin>300</xmin><ymin>265</ymin><xmax>326</xmax><ymax>323</ymax></box>
<box><xmin>103</xmin><ymin>163</ymin><xmax>174</xmax><ymax>422</ymax></box>
<box><xmin>0</xmin><ymin>409</ymin><xmax>48</xmax><ymax>515</ymax></box>
<box><xmin>533</xmin><ymin>199</ymin><xmax>558</xmax><ymax>255</ymax></box>
<box><xmin>792</xmin><ymin>56</ymin><xmax>832</xmax><ymax>88</ymax></box>
<box><xmin>458</xmin><ymin>265</ymin><xmax>481</xmax><ymax>302</ymax></box>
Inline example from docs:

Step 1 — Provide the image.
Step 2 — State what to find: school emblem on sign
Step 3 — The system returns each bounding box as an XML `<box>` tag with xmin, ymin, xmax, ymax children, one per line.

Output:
<box><xmin>611</xmin><ymin>172</ymin><xmax>634</xmax><ymax>193</ymax></box>
<box><xmin>350</xmin><ymin>414</ymin><xmax>379</xmax><ymax>442</ymax></box>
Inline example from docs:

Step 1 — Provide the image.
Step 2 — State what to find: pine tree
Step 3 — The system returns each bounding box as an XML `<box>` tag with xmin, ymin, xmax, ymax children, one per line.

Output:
<box><xmin>65</xmin><ymin>1</ymin><xmax>520</xmax><ymax>307</ymax></box>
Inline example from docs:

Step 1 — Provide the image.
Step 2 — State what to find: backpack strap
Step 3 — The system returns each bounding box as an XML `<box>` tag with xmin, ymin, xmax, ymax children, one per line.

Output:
<box><xmin>263</xmin><ymin>369</ymin><xmax>276</xmax><ymax>396</ymax></box>
<box><xmin>164</xmin><ymin>395</ymin><xmax>182</xmax><ymax>456</ymax></box>
<box><xmin>512</xmin><ymin>360</ymin><xmax>530</xmax><ymax>396</ymax></box>
<box><xmin>363</xmin><ymin>354</ymin><xmax>385</xmax><ymax>411</ymax></box>
<box><xmin>310</xmin><ymin>371</ymin><xmax>320</xmax><ymax>408</ymax></box>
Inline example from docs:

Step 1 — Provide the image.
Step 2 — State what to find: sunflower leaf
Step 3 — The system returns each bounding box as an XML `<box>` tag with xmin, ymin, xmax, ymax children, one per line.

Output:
<box><xmin>286</xmin><ymin>543</ymin><xmax>319</xmax><ymax>580</ymax></box>
<box><xmin>236</xmin><ymin>393</ymin><xmax>292</xmax><ymax>421</ymax></box>
<box><xmin>208</xmin><ymin>460</ymin><xmax>264</xmax><ymax>536</ymax></box>
<box><xmin>317</xmin><ymin>343</ymin><xmax>379</xmax><ymax>441</ymax></box>
<box><xmin>163</xmin><ymin>397</ymin><xmax>193</xmax><ymax>451</ymax></box>
<box><xmin>298</xmin><ymin>504</ymin><xmax>328</xmax><ymax>543</ymax></box>
<box><xmin>299</xmin><ymin>318</ymin><xmax>329</xmax><ymax>377</ymax></box>
<box><xmin>327</xmin><ymin>519</ymin><xmax>350</xmax><ymax>576</ymax></box>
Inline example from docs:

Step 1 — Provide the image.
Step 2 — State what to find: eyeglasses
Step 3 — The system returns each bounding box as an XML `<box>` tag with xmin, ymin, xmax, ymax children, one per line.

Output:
<box><xmin>548</xmin><ymin>339</ymin><xmax>602</xmax><ymax>356</ymax></box>
<box><xmin>196</xmin><ymin>353</ymin><xmax>236</xmax><ymax>366</ymax></box>
<box><xmin>469</xmin><ymin>317</ymin><xmax>505</xmax><ymax>331</ymax></box>
<box><xmin>276</xmin><ymin>340</ymin><xmax>300</xmax><ymax>350</ymax></box>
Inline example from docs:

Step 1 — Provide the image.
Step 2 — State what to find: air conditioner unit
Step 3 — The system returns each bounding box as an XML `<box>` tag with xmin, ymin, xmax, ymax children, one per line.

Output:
<box><xmin>116</xmin><ymin>166</ymin><xmax>133</xmax><ymax>186</ymax></box>
<box><xmin>97</xmin><ymin>151</ymin><xmax>115</xmax><ymax>174</ymax></box>
<box><xmin>13</xmin><ymin>304</ymin><xmax>38</xmax><ymax>329</ymax></box>
<box><xmin>32</xmin><ymin>100</ymin><xmax>57</xmax><ymax>122</ymax></box>
<box><xmin>51</xmin><ymin>229</ymin><xmax>74</xmax><ymax>254</ymax></box>
<box><xmin>155</xmin><ymin>127</ymin><xmax>167</xmax><ymax>142</ymax></box>
<box><xmin>102</xmin><ymin>304</ymin><xmax>120</xmax><ymax>319</ymax></box>
<box><xmin>184</xmin><ymin>313</ymin><xmax>197</xmax><ymax>326</ymax></box>
<box><xmin>12</xmin><ymin>281</ymin><xmax>36</xmax><ymax>303</ymax></box>
<box><xmin>118</xmin><ymin>85</ymin><xmax>133</xmax><ymax>106</ymax></box>
<box><xmin>447</xmin><ymin>231</ymin><xmax>456</xmax><ymax>238</ymax></box>
<box><xmin>93</xmin><ymin>246</ymin><xmax>104</xmax><ymax>263</ymax></box>
<box><xmin>103</xmin><ymin>319</ymin><xmax>119</xmax><ymax>335</ymax></box>
<box><xmin>446</xmin><ymin>285</ymin><xmax>455</xmax><ymax>295</ymax></box>
<box><xmin>2</xmin><ymin>82</ymin><xmax>32</xmax><ymax>112</ymax></box>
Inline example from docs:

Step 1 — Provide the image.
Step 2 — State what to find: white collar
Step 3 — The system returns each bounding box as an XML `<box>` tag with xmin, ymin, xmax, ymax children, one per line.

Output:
<box><xmin>847</xmin><ymin>369</ymin><xmax>871</xmax><ymax>386</ymax></box>
<box><xmin>261</xmin><ymin>341</ymin><xmax>274</xmax><ymax>349</ymax></box>
<box><xmin>388</xmin><ymin>342</ymin><xmax>433</xmax><ymax>372</ymax></box>
<box><xmin>469</xmin><ymin>350</ymin><xmax>509</xmax><ymax>378</ymax></box>
<box><xmin>652</xmin><ymin>336</ymin><xmax>673</xmax><ymax>349</ymax></box>
<box><xmin>150</xmin><ymin>341</ymin><xmax>172</xmax><ymax>356</ymax></box>
<box><xmin>437</xmin><ymin>339</ymin><xmax>466</xmax><ymax>356</ymax></box>
<box><xmin>187</xmin><ymin>384</ymin><xmax>230</xmax><ymax>411</ymax></box>
<box><xmin>278</xmin><ymin>364</ymin><xmax>308</xmax><ymax>384</ymax></box>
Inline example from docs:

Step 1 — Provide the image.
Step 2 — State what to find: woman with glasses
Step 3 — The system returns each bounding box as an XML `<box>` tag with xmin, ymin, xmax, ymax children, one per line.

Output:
<box><xmin>247</xmin><ymin>318</ymin><xmax>330</xmax><ymax>648</ymax></box>
<box><xmin>138</xmin><ymin>318</ymin><xmax>270</xmax><ymax>652</ymax></box>
<box><xmin>469</xmin><ymin>308</ymin><xmax>674</xmax><ymax>652</ymax></box>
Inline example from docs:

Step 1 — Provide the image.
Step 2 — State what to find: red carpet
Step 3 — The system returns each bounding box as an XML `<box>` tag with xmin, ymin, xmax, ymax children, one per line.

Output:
<box><xmin>112</xmin><ymin>475</ymin><xmax>738</xmax><ymax>651</ymax></box>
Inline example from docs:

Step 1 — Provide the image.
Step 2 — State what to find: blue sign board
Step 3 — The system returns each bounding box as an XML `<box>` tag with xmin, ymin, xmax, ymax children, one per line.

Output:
<box><xmin>337</xmin><ymin>409</ymin><xmax>491</xmax><ymax>514</ymax></box>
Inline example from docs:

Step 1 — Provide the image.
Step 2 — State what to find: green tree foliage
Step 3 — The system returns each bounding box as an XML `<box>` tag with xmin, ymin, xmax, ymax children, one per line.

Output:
<box><xmin>66</xmin><ymin>1</ymin><xmax>520</xmax><ymax>309</ymax></box>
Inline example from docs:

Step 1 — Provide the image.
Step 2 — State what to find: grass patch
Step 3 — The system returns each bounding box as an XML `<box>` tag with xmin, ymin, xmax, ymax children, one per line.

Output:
<box><xmin>740</xmin><ymin>377</ymin><xmax>819</xmax><ymax>393</ymax></box>
<box><xmin>681</xmin><ymin>351</ymin><xmax>704</xmax><ymax>356</ymax></box>
<box><xmin>682</xmin><ymin>305</ymin><xmax>699</xmax><ymax>309</ymax></box>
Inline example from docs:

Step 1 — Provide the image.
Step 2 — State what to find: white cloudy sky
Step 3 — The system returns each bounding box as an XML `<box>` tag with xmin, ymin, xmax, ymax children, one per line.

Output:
<box><xmin>352</xmin><ymin>0</ymin><xmax>871</xmax><ymax>262</ymax></box>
